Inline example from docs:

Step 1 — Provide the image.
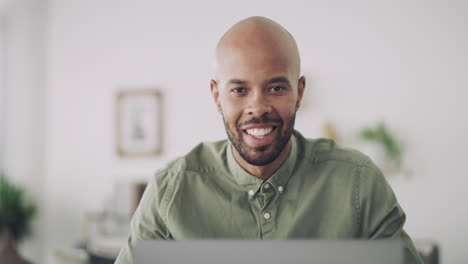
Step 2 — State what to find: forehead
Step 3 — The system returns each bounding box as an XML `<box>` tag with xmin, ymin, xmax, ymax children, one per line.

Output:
<box><xmin>216</xmin><ymin>45</ymin><xmax>296</xmax><ymax>85</ymax></box>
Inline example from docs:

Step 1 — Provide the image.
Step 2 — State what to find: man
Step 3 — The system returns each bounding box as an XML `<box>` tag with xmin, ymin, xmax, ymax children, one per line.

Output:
<box><xmin>115</xmin><ymin>16</ymin><xmax>423</xmax><ymax>264</ymax></box>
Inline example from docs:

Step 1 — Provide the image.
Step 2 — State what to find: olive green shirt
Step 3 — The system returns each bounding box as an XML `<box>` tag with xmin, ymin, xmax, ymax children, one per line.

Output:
<box><xmin>115</xmin><ymin>130</ymin><xmax>422</xmax><ymax>264</ymax></box>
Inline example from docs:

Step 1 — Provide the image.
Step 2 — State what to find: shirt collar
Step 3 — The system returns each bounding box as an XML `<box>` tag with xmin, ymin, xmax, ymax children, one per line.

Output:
<box><xmin>226</xmin><ymin>133</ymin><xmax>298</xmax><ymax>193</ymax></box>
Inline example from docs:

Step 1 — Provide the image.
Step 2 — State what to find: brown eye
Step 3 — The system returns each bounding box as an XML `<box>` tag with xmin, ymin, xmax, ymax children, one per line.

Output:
<box><xmin>269</xmin><ymin>86</ymin><xmax>285</xmax><ymax>93</ymax></box>
<box><xmin>231</xmin><ymin>87</ymin><xmax>246</xmax><ymax>93</ymax></box>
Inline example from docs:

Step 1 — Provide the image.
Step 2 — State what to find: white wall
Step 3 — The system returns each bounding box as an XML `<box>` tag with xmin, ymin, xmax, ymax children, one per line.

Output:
<box><xmin>2</xmin><ymin>0</ymin><xmax>46</xmax><ymax>261</ymax></box>
<box><xmin>0</xmin><ymin>16</ymin><xmax>4</xmax><ymax>171</ymax></box>
<box><xmin>0</xmin><ymin>0</ymin><xmax>10</xmax><ymax>172</ymax></box>
<box><xmin>2</xmin><ymin>0</ymin><xmax>464</xmax><ymax>263</ymax></box>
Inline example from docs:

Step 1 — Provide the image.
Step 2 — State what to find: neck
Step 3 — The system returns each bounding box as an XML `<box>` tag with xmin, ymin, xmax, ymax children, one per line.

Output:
<box><xmin>232</xmin><ymin>140</ymin><xmax>292</xmax><ymax>180</ymax></box>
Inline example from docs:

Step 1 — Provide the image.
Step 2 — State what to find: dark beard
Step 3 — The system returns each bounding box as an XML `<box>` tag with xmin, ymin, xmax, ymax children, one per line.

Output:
<box><xmin>223</xmin><ymin>112</ymin><xmax>295</xmax><ymax>166</ymax></box>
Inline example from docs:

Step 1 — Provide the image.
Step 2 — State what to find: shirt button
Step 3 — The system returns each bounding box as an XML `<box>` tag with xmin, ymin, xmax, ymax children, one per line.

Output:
<box><xmin>278</xmin><ymin>186</ymin><xmax>284</xmax><ymax>193</ymax></box>
<box><xmin>248</xmin><ymin>190</ymin><xmax>255</xmax><ymax>196</ymax></box>
<box><xmin>264</xmin><ymin>183</ymin><xmax>270</xmax><ymax>189</ymax></box>
<box><xmin>263</xmin><ymin>212</ymin><xmax>271</xmax><ymax>220</ymax></box>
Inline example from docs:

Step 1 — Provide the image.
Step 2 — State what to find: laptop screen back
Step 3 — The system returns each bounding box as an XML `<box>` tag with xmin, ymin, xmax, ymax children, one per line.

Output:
<box><xmin>133</xmin><ymin>240</ymin><xmax>402</xmax><ymax>264</ymax></box>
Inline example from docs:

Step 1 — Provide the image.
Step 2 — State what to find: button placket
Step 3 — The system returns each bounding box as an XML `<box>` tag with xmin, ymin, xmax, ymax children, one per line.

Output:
<box><xmin>259</xmin><ymin>182</ymin><xmax>278</xmax><ymax>237</ymax></box>
<box><xmin>260</xmin><ymin>205</ymin><xmax>276</xmax><ymax>237</ymax></box>
<box><xmin>260</xmin><ymin>185</ymin><xmax>276</xmax><ymax>210</ymax></box>
<box><xmin>278</xmin><ymin>186</ymin><xmax>284</xmax><ymax>193</ymax></box>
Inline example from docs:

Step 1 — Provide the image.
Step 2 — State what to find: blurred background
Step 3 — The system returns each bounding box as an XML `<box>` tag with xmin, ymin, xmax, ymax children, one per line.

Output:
<box><xmin>0</xmin><ymin>0</ymin><xmax>467</xmax><ymax>263</ymax></box>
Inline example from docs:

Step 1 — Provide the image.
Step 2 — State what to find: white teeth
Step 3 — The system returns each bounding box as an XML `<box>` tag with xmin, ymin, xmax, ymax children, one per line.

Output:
<box><xmin>246</xmin><ymin>127</ymin><xmax>273</xmax><ymax>138</ymax></box>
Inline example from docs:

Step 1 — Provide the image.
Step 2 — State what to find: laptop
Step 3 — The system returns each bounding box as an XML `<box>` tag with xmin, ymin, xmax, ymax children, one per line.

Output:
<box><xmin>132</xmin><ymin>240</ymin><xmax>403</xmax><ymax>264</ymax></box>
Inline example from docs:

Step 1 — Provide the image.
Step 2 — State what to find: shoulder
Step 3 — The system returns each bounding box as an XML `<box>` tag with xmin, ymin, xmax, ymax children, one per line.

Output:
<box><xmin>148</xmin><ymin>139</ymin><xmax>229</xmax><ymax>217</ymax></box>
<box><xmin>153</xmin><ymin>139</ymin><xmax>229</xmax><ymax>183</ymax></box>
<box><xmin>294</xmin><ymin>131</ymin><xmax>396</xmax><ymax>222</ymax></box>
<box><xmin>169</xmin><ymin>139</ymin><xmax>228</xmax><ymax>172</ymax></box>
<box><xmin>298</xmin><ymin>130</ymin><xmax>393</xmax><ymax>199</ymax></box>
<box><xmin>294</xmin><ymin>130</ymin><xmax>386</xmax><ymax>190</ymax></box>
<box><xmin>294</xmin><ymin>130</ymin><xmax>375</xmax><ymax>170</ymax></box>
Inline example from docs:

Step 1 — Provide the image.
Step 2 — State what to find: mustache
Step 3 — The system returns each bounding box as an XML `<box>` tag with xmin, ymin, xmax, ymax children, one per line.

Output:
<box><xmin>238</xmin><ymin>115</ymin><xmax>282</xmax><ymax>128</ymax></box>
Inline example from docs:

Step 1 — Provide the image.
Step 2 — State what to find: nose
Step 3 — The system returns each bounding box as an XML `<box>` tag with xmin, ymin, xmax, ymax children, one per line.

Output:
<box><xmin>246</xmin><ymin>90</ymin><xmax>272</xmax><ymax>116</ymax></box>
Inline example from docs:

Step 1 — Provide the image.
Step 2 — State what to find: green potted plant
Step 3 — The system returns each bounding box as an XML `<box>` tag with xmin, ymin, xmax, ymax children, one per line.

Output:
<box><xmin>358</xmin><ymin>122</ymin><xmax>404</xmax><ymax>175</ymax></box>
<box><xmin>0</xmin><ymin>173</ymin><xmax>37</xmax><ymax>264</ymax></box>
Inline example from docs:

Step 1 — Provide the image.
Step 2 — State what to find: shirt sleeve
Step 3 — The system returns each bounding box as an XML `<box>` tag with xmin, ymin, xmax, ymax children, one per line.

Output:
<box><xmin>358</xmin><ymin>159</ymin><xmax>423</xmax><ymax>264</ymax></box>
<box><xmin>114</xmin><ymin>168</ymin><xmax>174</xmax><ymax>264</ymax></box>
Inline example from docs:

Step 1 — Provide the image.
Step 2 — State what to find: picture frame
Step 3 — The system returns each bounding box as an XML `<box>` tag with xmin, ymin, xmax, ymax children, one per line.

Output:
<box><xmin>116</xmin><ymin>89</ymin><xmax>163</xmax><ymax>157</ymax></box>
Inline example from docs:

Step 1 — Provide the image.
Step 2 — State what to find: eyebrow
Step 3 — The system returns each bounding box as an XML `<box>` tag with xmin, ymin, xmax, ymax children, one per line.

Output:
<box><xmin>266</xmin><ymin>76</ymin><xmax>291</xmax><ymax>86</ymax></box>
<box><xmin>226</xmin><ymin>76</ymin><xmax>291</xmax><ymax>86</ymax></box>
<box><xmin>227</xmin><ymin>79</ymin><xmax>248</xmax><ymax>85</ymax></box>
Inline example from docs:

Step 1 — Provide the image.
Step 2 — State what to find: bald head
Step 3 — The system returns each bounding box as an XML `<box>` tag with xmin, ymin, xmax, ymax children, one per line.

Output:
<box><xmin>214</xmin><ymin>16</ymin><xmax>301</xmax><ymax>81</ymax></box>
<box><xmin>210</xmin><ymin>17</ymin><xmax>305</xmax><ymax>170</ymax></box>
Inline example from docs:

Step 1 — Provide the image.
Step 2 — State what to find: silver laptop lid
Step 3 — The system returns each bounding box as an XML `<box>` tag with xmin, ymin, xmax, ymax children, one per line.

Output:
<box><xmin>133</xmin><ymin>240</ymin><xmax>403</xmax><ymax>264</ymax></box>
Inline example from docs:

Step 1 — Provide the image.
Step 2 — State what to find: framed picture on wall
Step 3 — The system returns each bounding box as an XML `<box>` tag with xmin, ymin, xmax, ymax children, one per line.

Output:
<box><xmin>116</xmin><ymin>89</ymin><xmax>163</xmax><ymax>157</ymax></box>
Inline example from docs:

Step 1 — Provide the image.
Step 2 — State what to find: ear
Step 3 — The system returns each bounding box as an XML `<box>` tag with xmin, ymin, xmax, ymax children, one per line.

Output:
<box><xmin>210</xmin><ymin>79</ymin><xmax>222</xmax><ymax>114</ymax></box>
<box><xmin>295</xmin><ymin>76</ymin><xmax>306</xmax><ymax>111</ymax></box>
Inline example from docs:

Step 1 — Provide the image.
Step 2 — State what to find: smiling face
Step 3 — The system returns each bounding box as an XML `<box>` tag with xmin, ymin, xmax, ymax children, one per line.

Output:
<box><xmin>211</xmin><ymin>17</ymin><xmax>305</xmax><ymax>166</ymax></box>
